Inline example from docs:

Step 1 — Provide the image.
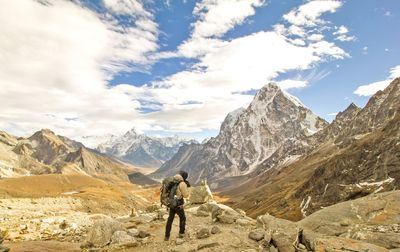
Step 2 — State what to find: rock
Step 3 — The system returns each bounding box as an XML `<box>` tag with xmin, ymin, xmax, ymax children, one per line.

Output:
<box><xmin>127</xmin><ymin>228</ymin><xmax>139</xmax><ymax>237</ymax></box>
<box><xmin>189</xmin><ymin>180</ymin><xmax>213</xmax><ymax>204</ymax></box>
<box><xmin>212</xmin><ymin>204</ymin><xmax>241</xmax><ymax>224</ymax></box>
<box><xmin>264</xmin><ymin>232</ymin><xmax>272</xmax><ymax>243</ymax></box>
<box><xmin>131</xmin><ymin>213</ymin><xmax>157</xmax><ymax>224</ymax></box>
<box><xmin>197</xmin><ymin>242</ymin><xmax>219</xmax><ymax>250</ymax></box>
<box><xmin>59</xmin><ymin>220</ymin><xmax>67</xmax><ymax>230</ymax></box>
<box><xmin>313</xmin><ymin>236</ymin><xmax>389</xmax><ymax>252</ymax></box>
<box><xmin>242</xmin><ymin>249</ymin><xmax>257</xmax><ymax>252</ymax></box>
<box><xmin>145</xmin><ymin>204</ymin><xmax>160</xmax><ymax>212</ymax></box>
<box><xmin>248</xmin><ymin>229</ymin><xmax>265</xmax><ymax>241</ymax></box>
<box><xmin>210</xmin><ymin>226</ymin><xmax>221</xmax><ymax>234</ymax></box>
<box><xmin>298</xmin><ymin>243</ymin><xmax>306</xmax><ymax>249</ymax></box>
<box><xmin>196</xmin><ymin>228</ymin><xmax>210</xmax><ymax>239</ymax></box>
<box><xmin>198</xmin><ymin>202</ymin><xmax>216</xmax><ymax>212</ymax></box>
<box><xmin>236</xmin><ymin>217</ymin><xmax>256</xmax><ymax>226</ymax></box>
<box><xmin>257</xmin><ymin>214</ymin><xmax>299</xmax><ymax>252</ymax></box>
<box><xmin>176</xmin><ymin>238</ymin><xmax>185</xmax><ymax>245</ymax></box>
<box><xmin>298</xmin><ymin>191</ymin><xmax>400</xmax><ymax>249</ymax></box>
<box><xmin>111</xmin><ymin>231</ymin><xmax>136</xmax><ymax>245</ymax></box>
<box><xmin>85</xmin><ymin>217</ymin><xmax>125</xmax><ymax>247</ymax></box>
<box><xmin>235</xmin><ymin>208</ymin><xmax>247</xmax><ymax>216</ymax></box>
<box><xmin>0</xmin><ymin>245</ymin><xmax>10</xmax><ymax>252</ymax></box>
<box><xmin>269</xmin><ymin>245</ymin><xmax>278</xmax><ymax>252</ymax></box>
<box><xmin>196</xmin><ymin>210</ymin><xmax>210</xmax><ymax>217</ymax></box>
<box><xmin>138</xmin><ymin>230</ymin><xmax>150</xmax><ymax>238</ymax></box>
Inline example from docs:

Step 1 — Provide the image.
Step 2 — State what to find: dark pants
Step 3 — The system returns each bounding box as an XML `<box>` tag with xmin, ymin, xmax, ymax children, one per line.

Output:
<box><xmin>165</xmin><ymin>206</ymin><xmax>186</xmax><ymax>238</ymax></box>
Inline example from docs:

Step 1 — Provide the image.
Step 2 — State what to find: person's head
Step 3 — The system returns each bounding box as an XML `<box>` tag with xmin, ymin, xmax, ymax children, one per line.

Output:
<box><xmin>179</xmin><ymin>170</ymin><xmax>188</xmax><ymax>180</ymax></box>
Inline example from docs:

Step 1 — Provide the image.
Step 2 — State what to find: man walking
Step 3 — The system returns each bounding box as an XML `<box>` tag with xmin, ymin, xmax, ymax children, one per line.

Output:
<box><xmin>164</xmin><ymin>170</ymin><xmax>190</xmax><ymax>241</ymax></box>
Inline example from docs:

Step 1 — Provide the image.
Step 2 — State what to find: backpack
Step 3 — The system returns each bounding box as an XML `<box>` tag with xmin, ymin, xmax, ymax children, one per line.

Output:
<box><xmin>160</xmin><ymin>176</ymin><xmax>181</xmax><ymax>208</ymax></box>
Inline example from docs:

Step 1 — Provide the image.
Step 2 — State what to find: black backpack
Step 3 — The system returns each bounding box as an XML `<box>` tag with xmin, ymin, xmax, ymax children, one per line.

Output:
<box><xmin>160</xmin><ymin>176</ymin><xmax>181</xmax><ymax>208</ymax></box>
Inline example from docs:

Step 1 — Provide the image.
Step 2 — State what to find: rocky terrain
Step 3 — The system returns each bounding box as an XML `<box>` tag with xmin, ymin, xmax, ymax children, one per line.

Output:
<box><xmin>152</xmin><ymin>83</ymin><xmax>327</xmax><ymax>185</ymax></box>
<box><xmin>2</xmin><ymin>187</ymin><xmax>398</xmax><ymax>252</ymax></box>
<box><xmin>96</xmin><ymin>128</ymin><xmax>197</xmax><ymax>169</ymax></box>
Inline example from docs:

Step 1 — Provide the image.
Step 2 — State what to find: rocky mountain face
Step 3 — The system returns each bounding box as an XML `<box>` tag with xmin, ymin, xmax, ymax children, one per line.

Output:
<box><xmin>152</xmin><ymin>83</ymin><xmax>327</xmax><ymax>185</ymax></box>
<box><xmin>226</xmin><ymin>78</ymin><xmax>400</xmax><ymax>220</ymax></box>
<box><xmin>96</xmin><ymin>128</ymin><xmax>197</xmax><ymax>168</ymax></box>
<box><xmin>0</xmin><ymin>129</ymin><xmax>134</xmax><ymax>181</ymax></box>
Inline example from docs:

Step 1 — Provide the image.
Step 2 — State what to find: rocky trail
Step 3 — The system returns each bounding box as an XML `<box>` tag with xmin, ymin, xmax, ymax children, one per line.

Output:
<box><xmin>2</xmin><ymin>190</ymin><xmax>400</xmax><ymax>252</ymax></box>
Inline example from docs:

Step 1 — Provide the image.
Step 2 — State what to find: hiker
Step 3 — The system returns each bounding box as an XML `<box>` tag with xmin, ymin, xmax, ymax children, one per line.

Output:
<box><xmin>163</xmin><ymin>170</ymin><xmax>191</xmax><ymax>241</ymax></box>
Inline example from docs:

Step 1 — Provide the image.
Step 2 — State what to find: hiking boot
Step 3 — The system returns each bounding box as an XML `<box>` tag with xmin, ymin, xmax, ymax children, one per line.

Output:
<box><xmin>178</xmin><ymin>233</ymin><xmax>185</xmax><ymax>238</ymax></box>
<box><xmin>164</xmin><ymin>236</ymin><xmax>169</xmax><ymax>241</ymax></box>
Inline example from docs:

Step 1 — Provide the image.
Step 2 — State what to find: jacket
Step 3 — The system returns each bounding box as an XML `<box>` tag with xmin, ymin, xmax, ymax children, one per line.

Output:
<box><xmin>174</xmin><ymin>174</ymin><xmax>190</xmax><ymax>199</ymax></box>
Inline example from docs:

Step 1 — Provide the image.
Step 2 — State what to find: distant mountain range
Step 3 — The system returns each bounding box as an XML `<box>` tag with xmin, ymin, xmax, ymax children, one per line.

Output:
<box><xmin>94</xmin><ymin>128</ymin><xmax>197</xmax><ymax>168</ymax></box>
<box><xmin>0</xmin><ymin>129</ymin><xmax>134</xmax><ymax>182</ymax></box>
<box><xmin>151</xmin><ymin>78</ymin><xmax>400</xmax><ymax>220</ymax></box>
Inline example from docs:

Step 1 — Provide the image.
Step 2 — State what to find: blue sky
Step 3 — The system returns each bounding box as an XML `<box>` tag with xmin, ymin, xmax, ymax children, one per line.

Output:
<box><xmin>0</xmin><ymin>0</ymin><xmax>399</xmax><ymax>145</ymax></box>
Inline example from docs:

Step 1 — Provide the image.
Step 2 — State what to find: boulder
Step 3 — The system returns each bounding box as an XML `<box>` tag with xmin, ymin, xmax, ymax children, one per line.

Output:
<box><xmin>0</xmin><ymin>246</ymin><xmax>10</xmax><ymax>252</ymax></box>
<box><xmin>196</xmin><ymin>228</ymin><xmax>210</xmax><ymax>239</ymax></box>
<box><xmin>236</xmin><ymin>217</ymin><xmax>256</xmax><ymax>226</ymax></box>
<box><xmin>85</xmin><ymin>217</ymin><xmax>125</xmax><ymax>247</ymax></box>
<box><xmin>210</xmin><ymin>226</ymin><xmax>221</xmax><ymax>234</ymax></box>
<box><xmin>257</xmin><ymin>214</ymin><xmax>300</xmax><ymax>252</ymax></box>
<box><xmin>111</xmin><ymin>231</ymin><xmax>136</xmax><ymax>245</ymax></box>
<box><xmin>189</xmin><ymin>180</ymin><xmax>214</xmax><ymax>204</ymax></box>
<box><xmin>138</xmin><ymin>230</ymin><xmax>151</xmax><ymax>238</ymax></box>
<box><xmin>127</xmin><ymin>228</ymin><xmax>139</xmax><ymax>237</ymax></box>
<box><xmin>313</xmin><ymin>236</ymin><xmax>389</xmax><ymax>252</ymax></box>
<box><xmin>196</xmin><ymin>210</ymin><xmax>210</xmax><ymax>217</ymax></box>
<box><xmin>298</xmin><ymin>191</ymin><xmax>400</xmax><ymax>249</ymax></box>
<box><xmin>211</xmin><ymin>204</ymin><xmax>241</xmax><ymax>224</ymax></box>
<box><xmin>248</xmin><ymin>229</ymin><xmax>265</xmax><ymax>241</ymax></box>
<box><xmin>197</xmin><ymin>242</ymin><xmax>219</xmax><ymax>250</ymax></box>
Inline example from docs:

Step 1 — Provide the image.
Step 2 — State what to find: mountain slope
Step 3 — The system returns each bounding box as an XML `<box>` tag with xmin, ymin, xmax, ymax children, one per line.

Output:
<box><xmin>0</xmin><ymin>129</ymin><xmax>137</xmax><ymax>182</ymax></box>
<box><xmin>226</xmin><ymin>77</ymin><xmax>400</xmax><ymax>220</ymax></box>
<box><xmin>152</xmin><ymin>83</ymin><xmax>327</xmax><ymax>185</ymax></box>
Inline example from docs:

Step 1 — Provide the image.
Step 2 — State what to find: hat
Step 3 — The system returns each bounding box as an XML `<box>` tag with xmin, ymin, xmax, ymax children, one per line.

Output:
<box><xmin>179</xmin><ymin>170</ymin><xmax>188</xmax><ymax>180</ymax></box>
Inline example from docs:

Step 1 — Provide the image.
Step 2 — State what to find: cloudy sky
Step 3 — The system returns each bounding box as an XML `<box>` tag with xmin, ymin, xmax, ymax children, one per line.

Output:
<box><xmin>0</xmin><ymin>0</ymin><xmax>399</xmax><ymax>145</ymax></box>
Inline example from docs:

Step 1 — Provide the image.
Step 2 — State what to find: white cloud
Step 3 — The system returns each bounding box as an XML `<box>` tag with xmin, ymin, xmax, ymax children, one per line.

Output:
<box><xmin>0</xmin><ymin>0</ymin><xmax>349</xmax><ymax>144</ymax></box>
<box><xmin>327</xmin><ymin>112</ymin><xmax>338</xmax><ymax>116</ymax></box>
<box><xmin>276</xmin><ymin>80</ymin><xmax>308</xmax><ymax>90</ymax></box>
<box><xmin>103</xmin><ymin>0</ymin><xmax>151</xmax><ymax>16</ymax></box>
<box><xmin>333</xmin><ymin>25</ymin><xmax>356</xmax><ymax>42</ymax></box>
<box><xmin>0</xmin><ymin>0</ymin><xmax>159</xmax><ymax>140</ymax></box>
<box><xmin>384</xmin><ymin>11</ymin><xmax>391</xmax><ymax>17</ymax></box>
<box><xmin>191</xmin><ymin>0</ymin><xmax>264</xmax><ymax>38</ymax></box>
<box><xmin>354</xmin><ymin>65</ymin><xmax>400</xmax><ymax>96</ymax></box>
<box><xmin>283</xmin><ymin>0</ymin><xmax>342</xmax><ymax>27</ymax></box>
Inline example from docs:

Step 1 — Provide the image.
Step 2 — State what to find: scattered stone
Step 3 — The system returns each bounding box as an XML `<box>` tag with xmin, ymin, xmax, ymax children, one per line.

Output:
<box><xmin>269</xmin><ymin>245</ymin><xmax>278</xmax><ymax>252</ymax></box>
<box><xmin>176</xmin><ymin>238</ymin><xmax>185</xmax><ymax>245</ymax></box>
<box><xmin>196</xmin><ymin>210</ymin><xmax>210</xmax><ymax>217</ymax></box>
<box><xmin>235</xmin><ymin>208</ymin><xmax>247</xmax><ymax>216</ymax></box>
<box><xmin>236</xmin><ymin>217</ymin><xmax>256</xmax><ymax>226</ymax></box>
<box><xmin>138</xmin><ymin>230</ymin><xmax>150</xmax><ymax>239</ymax></box>
<box><xmin>59</xmin><ymin>220</ymin><xmax>67</xmax><ymax>230</ymax></box>
<box><xmin>257</xmin><ymin>214</ymin><xmax>299</xmax><ymax>252</ymax></box>
<box><xmin>0</xmin><ymin>245</ymin><xmax>9</xmax><ymax>252</ymax></box>
<box><xmin>197</xmin><ymin>242</ymin><xmax>219</xmax><ymax>250</ymax></box>
<box><xmin>241</xmin><ymin>249</ymin><xmax>257</xmax><ymax>252</ymax></box>
<box><xmin>145</xmin><ymin>204</ymin><xmax>160</xmax><ymax>213</ymax></box>
<box><xmin>210</xmin><ymin>226</ymin><xmax>221</xmax><ymax>234</ymax></box>
<box><xmin>127</xmin><ymin>228</ymin><xmax>139</xmax><ymax>237</ymax></box>
<box><xmin>211</xmin><ymin>204</ymin><xmax>241</xmax><ymax>224</ymax></box>
<box><xmin>248</xmin><ymin>229</ymin><xmax>265</xmax><ymax>241</ymax></box>
<box><xmin>196</xmin><ymin>228</ymin><xmax>210</xmax><ymax>239</ymax></box>
<box><xmin>85</xmin><ymin>217</ymin><xmax>124</xmax><ymax>247</ymax></box>
<box><xmin>111</xmin><ymin>231</ymin><xmax>135</xmax><ymax>245</ymax></box>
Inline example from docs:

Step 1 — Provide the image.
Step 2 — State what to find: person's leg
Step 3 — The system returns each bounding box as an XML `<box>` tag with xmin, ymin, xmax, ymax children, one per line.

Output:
<box><xmin>177</xmin><ymin>207</ymin><xmax>186</xmax><ymax>236</ymax></box>
<box><xmin>165</xmin><ymin>207</ymin><xmax>176</xmax><ymax>239</ymax></box>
